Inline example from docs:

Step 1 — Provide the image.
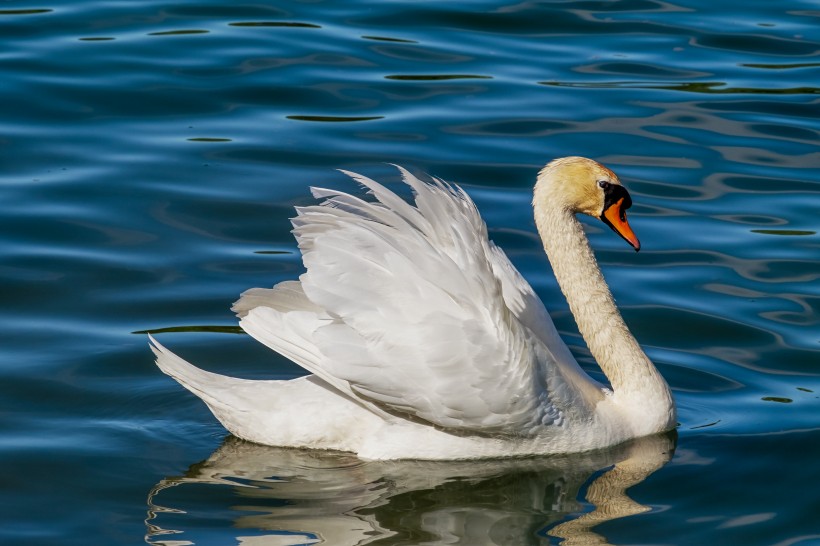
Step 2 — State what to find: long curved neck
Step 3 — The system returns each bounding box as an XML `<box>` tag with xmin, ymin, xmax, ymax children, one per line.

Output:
<box><xmin>533</xmin><ymin>190</ymin><xmax>673</xmax><ymax>424</ymax></box>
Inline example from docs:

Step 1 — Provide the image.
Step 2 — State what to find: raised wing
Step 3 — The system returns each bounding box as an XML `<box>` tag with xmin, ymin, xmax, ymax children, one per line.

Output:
<box><xmin>241</xmin><ymin>167</ymin><xmax>595</xmax><ymax>434</ymax></box>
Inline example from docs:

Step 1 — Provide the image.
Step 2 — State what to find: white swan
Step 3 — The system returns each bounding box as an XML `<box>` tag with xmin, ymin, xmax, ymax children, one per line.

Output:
<box><xmin>151</xmin><ymin>157</ymin><xmax>676</xmax><ymax>460</ymax></box>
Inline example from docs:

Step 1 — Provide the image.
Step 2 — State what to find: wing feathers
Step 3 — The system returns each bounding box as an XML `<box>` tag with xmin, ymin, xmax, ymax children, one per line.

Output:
<box><xmin>239</xmin><ymin>167</ymin><xmax>585</xmax><ymax>434</ymax></box>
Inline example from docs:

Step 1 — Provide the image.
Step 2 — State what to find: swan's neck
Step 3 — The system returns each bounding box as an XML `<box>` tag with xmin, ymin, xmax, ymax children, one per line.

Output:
<box><xmin>533</xmin><ymin>195</ymin><xmax>674</xmax><ymax>429</ymax></box>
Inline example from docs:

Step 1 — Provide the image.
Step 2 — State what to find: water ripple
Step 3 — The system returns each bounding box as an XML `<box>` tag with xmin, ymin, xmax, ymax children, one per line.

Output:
<box><xmin>2</xmin><ymin>0</ymin><xmax>819</xmax><ymax>544</ymax></box>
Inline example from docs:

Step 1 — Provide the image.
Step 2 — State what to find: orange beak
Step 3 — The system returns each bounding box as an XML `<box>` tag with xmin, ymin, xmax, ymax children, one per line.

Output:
<box><xmin>602</xmin><ymin>197</ymin><xmax>640</xmax><ymax>251</ymax></box>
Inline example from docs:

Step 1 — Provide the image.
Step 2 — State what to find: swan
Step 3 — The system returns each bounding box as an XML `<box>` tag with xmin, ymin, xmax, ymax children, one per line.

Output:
<box><xmin>151</xmin><ymin>157</ymin><xmax>676</xmax><ymax>460</ymax></box>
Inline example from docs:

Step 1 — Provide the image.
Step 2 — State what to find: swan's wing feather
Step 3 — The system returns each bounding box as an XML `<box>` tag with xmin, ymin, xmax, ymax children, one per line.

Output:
<box><xmin>279</xmin><ymin>168</ymin><xmax>569</xmax><ymax>434</ymax></box>
<box><xmin>487</xmin><ymin>244</ymin><xmax>582</xmax><ymax>369</ymax></box>
<box><xmin>486</xmin><ymin>242</ymin><xmax>606</xmax><ymax>406</ymax></box>
<box><xmin>235</xmin><ymin>282</ymin><xmax>398</xmax><ymax>422</ymax></box>
<box><xmin>232</xmin><ymin>281</ymin><xmax>322</xmax><ymax>318</ymax></box>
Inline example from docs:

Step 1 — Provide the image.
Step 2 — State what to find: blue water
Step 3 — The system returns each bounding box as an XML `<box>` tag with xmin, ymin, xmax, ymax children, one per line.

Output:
<box><xmin>2</xmin><ymin>0</ymin><xmax>819</xmax><ymax>544</ymax></box>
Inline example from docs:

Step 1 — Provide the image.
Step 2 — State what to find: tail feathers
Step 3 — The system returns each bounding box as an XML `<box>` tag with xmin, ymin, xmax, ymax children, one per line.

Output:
<box><xmin>149</xmin><ymin>334</ymin><xmax>255</xmax><ymax>412</ymax></box>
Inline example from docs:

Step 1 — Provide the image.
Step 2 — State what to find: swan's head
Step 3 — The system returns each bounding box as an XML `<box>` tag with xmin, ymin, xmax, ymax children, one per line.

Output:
<box><xmin>536</xmin><ymin>156</ymin><xmax>640</xmax><ymax>251</ymax></box>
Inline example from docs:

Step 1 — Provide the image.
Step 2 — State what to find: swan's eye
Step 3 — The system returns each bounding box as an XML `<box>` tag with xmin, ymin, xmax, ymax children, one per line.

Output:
<box><xmin>598</xmin><ymin>180</ymin><xmax>610</xmax><ymax>190</ymax></box>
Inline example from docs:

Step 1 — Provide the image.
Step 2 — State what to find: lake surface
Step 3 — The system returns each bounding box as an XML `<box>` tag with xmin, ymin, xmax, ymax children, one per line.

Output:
<box><xmin>2</xmin><ymin>0</ymin><xmax>819</xmax><ymax>544</ymax></box>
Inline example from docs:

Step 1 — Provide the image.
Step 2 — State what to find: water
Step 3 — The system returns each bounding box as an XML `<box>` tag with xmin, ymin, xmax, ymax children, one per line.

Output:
<box><xmin>2</xmin><ymin>0</ymin><xmax>818</xmax><ymax>544</ymax></box>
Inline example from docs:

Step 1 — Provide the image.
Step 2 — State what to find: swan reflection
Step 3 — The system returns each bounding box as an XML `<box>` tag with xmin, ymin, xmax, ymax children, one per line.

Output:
<box><xmin>146</xmin><ymin>432</ymin><xmax>675</xmax><ymax>545</ymax></box>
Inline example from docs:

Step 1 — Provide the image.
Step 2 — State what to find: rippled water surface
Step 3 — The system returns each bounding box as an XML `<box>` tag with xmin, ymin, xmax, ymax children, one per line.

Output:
<box><xmin>2</xmin><ymin>1</ymin><xmax>819</xmax><ymax>544</ymax></box>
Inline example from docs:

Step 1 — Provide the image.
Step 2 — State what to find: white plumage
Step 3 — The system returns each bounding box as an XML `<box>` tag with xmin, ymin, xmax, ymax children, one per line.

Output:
<box><xmin>152</xmin><ymin>157</ymin><xmax>676</xmax><ymax>460</ymax></box>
